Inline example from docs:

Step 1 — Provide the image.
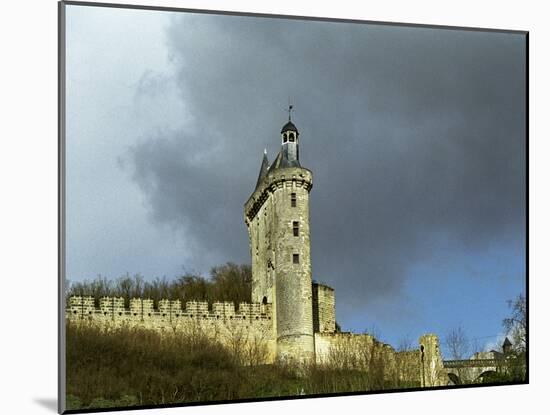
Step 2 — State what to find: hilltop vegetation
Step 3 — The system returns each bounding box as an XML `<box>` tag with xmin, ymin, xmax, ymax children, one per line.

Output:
<box><xmin>65</xmin><ymin>323</ymin><xmax>414</xmax><ymax>410</ymax></box>
<box><xmin>64</xmin><ymin>267</ymin><xmax>526</xmax><ymax>410</ymax></box>
<box><xmin>66</xmin><ymin>263</ymin><xmax>252</xmax><ymax>307</ymax></box>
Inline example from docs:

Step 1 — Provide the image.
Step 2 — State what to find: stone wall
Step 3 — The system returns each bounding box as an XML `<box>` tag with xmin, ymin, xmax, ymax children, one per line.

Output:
<box><xmin>312</xmin><ymin>282</ymin><xmax>336</xmax><ymax>333</ymax></box>
<box><xmin>419</xmin><ymin>334</ymin><xmax>448</xmax><ymax>387</ymax></box>
<box><xmin>245</xmin><ymin>166</ymin><xmax>315</xmax><ymax>362</ymax></box>
<box><xmin>445</xmin><ymin>351</ymin><xmax>508</xmax><ymax>384</ymax></box>
<box><xmin>67</xmin><ymin>297</ymin><xmax>446</xmax><ymax>386</ymax></box>
<box><xmin>67</xmin><ymin>296</ymin><xmax>277</xmax><ymax>364</ymax></box>
<box><xmin>395</xmin><ymin>350</ymin><xmax>422</xmax><ymax>385</ymax></box>
<box><xmin>315</xmin><ymin>332</ymin><xmax>438</xmax><ymax>387</ymax></box>
<box><xmin>314</xmin><ymin>332</ymin><xmax>376</xmax><ymax>367</ymax></box>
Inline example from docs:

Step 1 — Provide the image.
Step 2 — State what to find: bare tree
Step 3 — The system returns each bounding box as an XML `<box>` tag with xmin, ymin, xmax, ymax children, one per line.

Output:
<box><xmin>469</xmin><ymin>337</ymin><xmax>483</xmax><ymax>356</ymax></box>
<box><xmin>363</xmin><ymin>324</ymin><xmax>382</xmax><ymax>340</ymax></box>
<box><xmin>397</xmin><ymin>335</ymin><xmax>414</xmax><ymax>352</ymax></box>
<box><xmin>503</xmin><ymin>293</ymin><xmax>526</xmax><ymax>353</ymax></box>
<box><xmin>66</xmin><ymin>263</ymin><xmax>253</xmax><ymax>310</ymax></box>
<box><xmin>445</xmin><ymin>325</ymin><xmax>470</xmax><ymax>360</ymax></box>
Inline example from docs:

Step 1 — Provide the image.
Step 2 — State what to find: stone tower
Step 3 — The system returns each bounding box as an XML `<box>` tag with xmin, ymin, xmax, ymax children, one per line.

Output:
<box><xmin>244</xmin><ymin>114</ymin><xmax>315</xmax><ymax>362</ymax></box>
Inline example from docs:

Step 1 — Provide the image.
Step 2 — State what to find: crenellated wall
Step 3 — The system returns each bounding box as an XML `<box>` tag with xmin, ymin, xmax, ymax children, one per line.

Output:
<box><xmin>67</xmin><ymin>296</ymin><xmax>277</xmax><ymax>363</ymax></box>
<box><xmin>66</xmin><ymin>296</ymin><xmax>446</xmax><ymax>385</ymax></box>
<box><xmin>68</xmin><ymin>296</ymin><xmax>272</xmax><ymax>320</ymax></box>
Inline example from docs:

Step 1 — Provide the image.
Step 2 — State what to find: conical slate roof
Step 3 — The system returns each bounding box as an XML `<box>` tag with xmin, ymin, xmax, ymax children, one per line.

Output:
<box><xmin>255</xmin><ymin>118</ymin><xmax>302</xmax><ymax>187</ymax></box>
<box><xmin>267</xmin><ymin>149</ymin><xmax>301</xmax><ymax>173</ymax></box>
<box><xmin>255</xmin><ymin>147</ymin><xmax>301</xmax><ymax>188</ymax></box>
<box><xmin>255</xmin><ymin>151</ymin><xmax>270</xmax><ymax>188</ymax></box>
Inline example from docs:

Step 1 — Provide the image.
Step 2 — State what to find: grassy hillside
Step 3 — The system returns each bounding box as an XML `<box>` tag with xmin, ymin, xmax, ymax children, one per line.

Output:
<box><xmin>65</xmin><ymin>323</ymin><xmax>414</xmax><ymax>410</ymax></box>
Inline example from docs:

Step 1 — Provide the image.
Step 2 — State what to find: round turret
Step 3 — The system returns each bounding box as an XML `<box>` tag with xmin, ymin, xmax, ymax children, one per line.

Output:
<box><xmin>244</xmin><ymin>114</ymin><xmax>314</xmax><ymax>364</ymax></box>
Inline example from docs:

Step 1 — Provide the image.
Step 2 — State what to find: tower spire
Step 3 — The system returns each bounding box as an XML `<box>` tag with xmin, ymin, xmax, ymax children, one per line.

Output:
<box><xmin>287</xmin><ymin>102</ymin><xmax>294</xmax><ymax>122</ymax></box>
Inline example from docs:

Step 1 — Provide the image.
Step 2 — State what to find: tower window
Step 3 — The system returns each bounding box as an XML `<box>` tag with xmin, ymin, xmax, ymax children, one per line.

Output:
<box><xmin>293</xmin><ymin>254</ymin><xmax>300</xmax><ymax>264</ymax></box>
<box><xmin>289</xmin><ymin>133</ymin><xmax>295</xmax><ymax>142</ymax></box>
<box><xmin>293</xmin><ymin>221</ymin><xmax>299</xmax><ymax>236</ymax></box>
<box><xmin>283</xmin><ymin>133</ymin><xmax>288</xmax><ymax>143</ymax></box>
<box><xmin>291</xmin><ymin>193</ymin><xmax>297</xmax><ymax>207</ymax></box>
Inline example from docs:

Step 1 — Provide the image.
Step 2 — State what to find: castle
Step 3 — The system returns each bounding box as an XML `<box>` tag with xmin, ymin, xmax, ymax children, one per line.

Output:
<box><xmin>245</xmin><ymin>115</ymin><xmax>326</xmax><ymax>363</ymax></box>
<box><xmin>66</xmin><ymin>114</ymin><xmax>452</xmax><ymax>387</ymax></box>
<box><xmin>242</xmin><ymin>115</ymin><xmax>445</xmax><ymax>382</ymax></box>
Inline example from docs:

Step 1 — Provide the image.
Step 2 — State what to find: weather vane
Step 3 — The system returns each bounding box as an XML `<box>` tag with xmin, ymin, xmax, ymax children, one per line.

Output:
<box><xmin>287</xmin><ymin>97</ymin><xmax>294</xmax><ymax>121</ymax></box>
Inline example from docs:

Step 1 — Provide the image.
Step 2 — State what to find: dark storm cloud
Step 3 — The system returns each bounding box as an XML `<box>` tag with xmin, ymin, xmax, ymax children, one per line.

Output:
<box><xmin>126</xmin><ymin>14</ymin><xmax>525</xmax><ymax>324</ymax></box>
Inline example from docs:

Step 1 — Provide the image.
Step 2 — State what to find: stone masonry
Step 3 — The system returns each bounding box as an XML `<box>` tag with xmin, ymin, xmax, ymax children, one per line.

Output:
<box><xmin>66</xmin><ymin>115</ymin><xmax>448</xmax><ymax>387</ymax></box>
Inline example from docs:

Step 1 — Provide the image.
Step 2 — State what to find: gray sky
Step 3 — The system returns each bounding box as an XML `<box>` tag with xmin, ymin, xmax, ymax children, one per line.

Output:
<box><xmin>66</xmin><ymin>5</ymin><xmax>526</xmax><ymax>351</ymax></box>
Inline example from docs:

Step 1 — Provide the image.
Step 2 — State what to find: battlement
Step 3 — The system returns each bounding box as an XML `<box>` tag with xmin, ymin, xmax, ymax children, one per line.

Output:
<box><xmin>244</xmin><ymin>167</ymin><xmax>313</xmax><ymax>222</ymax></box>
<box><xmin>66</xmin><ymin>296</ymin><xmax>272</xmax><ymax>322</ymax></box>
